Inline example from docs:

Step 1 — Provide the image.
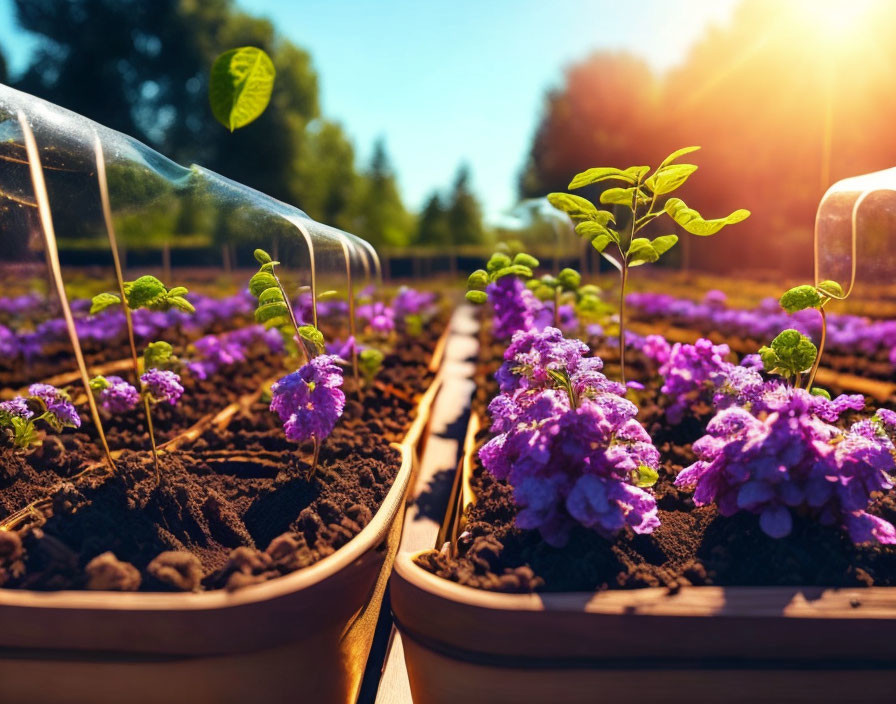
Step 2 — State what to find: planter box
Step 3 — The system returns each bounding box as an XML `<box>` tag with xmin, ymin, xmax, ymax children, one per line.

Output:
<box><xmin>0</xmin><ymin>361</ymin><xmax>444</xmax><ymax>704</ymax></box>
<box><xmin>390</xmin><ymin>412</ymin><xmax>896</xmax><ymax>704</ymax></box>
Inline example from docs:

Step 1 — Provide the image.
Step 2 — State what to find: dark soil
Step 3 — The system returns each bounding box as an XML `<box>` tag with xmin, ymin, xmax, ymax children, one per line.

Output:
<box><xmin>0</xmin><ymin>318</ymin><xmax>445</xmax><ymax>592</ymax></box>
<box><xmin>418</xmin><ymin>329</ymin><xmax>896</xmax><ymax>593</ymax></box>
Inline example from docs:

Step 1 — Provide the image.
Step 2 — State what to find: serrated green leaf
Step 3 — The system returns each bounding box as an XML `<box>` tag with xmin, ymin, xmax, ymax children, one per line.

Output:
<box><xmin>255</xmin><ymin>301</ymin><xmax>289</xmax><ymax>324</ymax></box>
<box><xmin>124</xmin><ymin>275</ymin><xmax>168</xmax><ymax>309</ymax></box>
<box><xmin>209</xmin><ymin>46</ymin><xmax>276</xmax><ymax>132</ymax></box>
<box><xmin>512</xmin><ymin>252</ymin><xmax>540</xmax><ymax>268</ymax></box>
<box><xmin>568</xmin><ymin>165</ymin><xmax>649</xmax><ymax>190</ymax></box>
<box><xmin>297</xmin><ymin>325</ymin><xmax>324</xmax><ymax>353</ymax></box>
<box><xmin>254</xmin><ymin>248</ymin><xmax>272</xmax><ymax>264</ymax></box>
<box><xmin>664</xmin><ymin>198</ymin><xmax>751</xmax><ymax>236</ymax></box>
<box><xmin>600</xmin><ymin>186</ymin><xmax>650</xmax><ymax>207</ymax></box>
<box><xmin>465</xmin><ymin>290</ymin><xmax>488</xmax><ymax>304</ymax></box>
<box><xmin>546</xmin><ymin>193</ymin><xmax>599</xmax><ymax>222</ymax></box>
<box><xmin>780</xmin><ymin>285</ymin><xmax>822</xmax><ymax>314</ymax></box>
<box><xmin>249</xmin><ymin>271</ymin><xmax>278</xmax><ymax>298</ymax></box>
<box><xmin>590</xmin><ymin>234</ymin><xmax>613</xmax><ymax>253</ymax></box>
<box><xmin>90</xmin><ymin>292</ymin><xmax>122</xmax><ymax>315</ymax></box>
<box><xmin>644</xmin><ymin>163</ymin><xmax>698</xmax><ymax>195</ymax></box>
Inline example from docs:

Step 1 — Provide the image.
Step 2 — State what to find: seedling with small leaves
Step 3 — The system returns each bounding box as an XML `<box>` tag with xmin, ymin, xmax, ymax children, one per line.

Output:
<box><xmin>358</xmin><ymin>348</ymin><xmax>384</xmax><ymax>387</ymax></box>
<box><xmin>778</xmin><ymin>280</ymin><xmax>844</xmax><ymax>392</ymax></box>
<box><xmin>465</xmin><ymin>251</ymin><xmax>539</xmax><ymax>304</ymax></box>
<box><xmin>759</xmin><ymin>329</ymin><xmax>818</xmax><ymax>387</ymax></box>
<box><xmin>90</xmin><ymin>276</ymin><xmax>195</xmax><ymax>315</ymax></box>
<box><xmin>548</xmin><ymin>146</ymin><xmax>750</xmax><ymax>383</ymax></box>
<box><xmin>0</xmin><ymin>385</ymin><xmax>80</xmax><ymax>453</ymax></box>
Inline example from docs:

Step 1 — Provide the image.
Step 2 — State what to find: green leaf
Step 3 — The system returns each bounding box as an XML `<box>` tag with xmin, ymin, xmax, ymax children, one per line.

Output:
<box><xmin>10</xmin><ymin>416</ymin><xmax>39</xmax><ymax>450</ymax></box>
<box><xmin>359</xmin><ymin>348</ymin><xmax>384</xmax><ymax>382</ymax></box>
<box><xmin>492</xmin><ymin>264</ymin><xmax>533</xmax><ymax>280</ymax></box>
<box><xmin>512</xmin><ymin>252</ymin><xmax>540</xmax><ymax>269</ymax></box>
<box><xmin>568</xmin><ymin>165</ymin><xmax>649</xmax><ymax>190</ymax></box>
<box><xmin>254</xmin><ymin>248</ymin><xmax>272</xmax><ymax>265</ymax></box>
<box><xmin>90</xmin><ymin>292</ymin><xmax>122</xmax><ymax>315</ymax></box>
<box><xmin>467</xmin><ymin>269</ymin><xmax>489</xmax><ymax>289</ymax></box>
<box><xmin>167</xmin><ymin>287</ymin><xmax>188</xmax><ymax>298</ymax></box>
<box><xmin>546</xmin><ymin>193</ymin><xmax>599</xmax><ymax>222</ymax></box>
<box><xmin>600</xmin><ymin>186</ymin><xmax>649</xmax><ymax>207</ymax></box>
<box><xmin>664</xmin><ymin>198</ymin><xmax>751</xmax><ymax>236</ymax></box>
<box><xmin>465</xmin><ymin>290</ymin><xmax>488</xmax><ymax>304</ymax></box>
<box><xmin>258</xmin><ymin>287</ymin><xmax>285</xmax><ymax>305</ymax></box>
<box><xmin>89</xmin><ymin>376</ymin><xmax>111</xmax><ymax>392</ymax></box>
<box><xmin>486</xmin><ymin>253</ymin><xmax>512</xmax><ymax>273</ymax></box>
<box><xmin>144</xmin><ymin>341</ymin><xmax>173</xmax><ymax>370</ymax></box>
<box><xmin>627</xmin><ymin>238</ymin><xmax>660</xmax><ymax>267</ymax></box>
<box><xmin>255</xmin><ymin>301</ymin><xmax>290</xmax><ymax>325</ymax></box>
<box><xmin>810</xmin><ymin>387</ymin><xmax>832</xmax><ymax>400</ymax></box>
<box><xmin>816</xmin><ymin>280</ymin><xmax>844</xmax><ymax>299</ymax></box>
<box><xmin>167</xmin><ymin>296</ymin><xmax>196</xmax><ymax>314</ymax></box>
<box><xmin>650</xmin><ymin>234</ymin><xmax>679</xmax><ymax>257</ymax></box>
<box><xmin>587</xmin><ymin>234</ymin><xmax>611</xmax><ymax>254</ymax></box>
<box><xmin>780</xmin><ymin>285</ymin><xmax>822</xmax><ymax>314</ymax></box>
<box><xmin>249</xmin><ymin>271</ymin><xmax>278</xmax><ymax>298</ymax></box>
<box><xmin>575</xmin><ymin>220</ymin><xmax>617</xmax><ymax>243</ymax></box>
<box><xmin>635</xmin><ymin>464</ymin><xmax>659</xmax><ymax>488</ymax></box>
<box><xmin>124</xmin><ymin>276</ymin><xmax>168</xmax><ymax>309</ymax></box>
<box><xmin>297</xmin><ymin>325</ymin><xmax>324</xmax><ymax>354</ymax></box>
<box><xmin>209</xmin><ymin>46</ymin><xmax>276</xmax><ymax>132</ymax></box>
<box><xmin>656</xmin><ymin>146</ymin><xmax>701</xmax><ymax>170</ymax></box>
<box><xmin>644</xmin><ymin>163</ymin><xmax>698</xmax><ymax>195</ymax></box>
<box><xmin>557</xmin><ymin>268</ymin><xmax>581</xmax><ymax>291</ymax></box>
<box><xmin>762</xmin><ymin>328</ymin><xmax>817</xmax><ymax>377</ymax></box>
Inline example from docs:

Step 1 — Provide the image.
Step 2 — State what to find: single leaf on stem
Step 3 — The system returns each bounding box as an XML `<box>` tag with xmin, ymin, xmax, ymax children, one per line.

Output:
<box><xmin>209</xmin><ymin>47</ymin><xmax>276</xmax><ymax>131</ymax></box>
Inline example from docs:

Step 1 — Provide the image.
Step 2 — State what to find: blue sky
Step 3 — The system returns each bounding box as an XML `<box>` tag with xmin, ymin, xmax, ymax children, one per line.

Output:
<box><xmin>0</xmin><ymin>0</ymin><xmax>737</xmax><ymax>221</ymax></box>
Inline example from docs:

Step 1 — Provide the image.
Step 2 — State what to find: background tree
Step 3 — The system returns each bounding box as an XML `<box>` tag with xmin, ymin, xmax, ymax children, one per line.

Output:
<box><xmin>353</xmin><ymin>138</ymin><xmax>413</xmax><ymax>248</ymax></box>
<box><xmin>415</xmin><ymin>192</ymin><xmax>451</xmax><ymax>247</ymax></box>
<box><xmin>446</xmin><ymin>164</ymin><xmax>484</xmax><ymax>247</ymax></box>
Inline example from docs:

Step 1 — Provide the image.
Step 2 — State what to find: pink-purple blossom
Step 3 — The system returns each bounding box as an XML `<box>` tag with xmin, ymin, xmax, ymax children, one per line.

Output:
<box><xmin>140</xmin><ymin>370</ymin><xmax>183</xmax><ymax>406</ymax></box>
<box><xmin>270</xmin><ymin>354</ymin><xmax>345</xmax><ymax>444</ymax></box>
<box><xmin>96</xmin><ymin>376</ymin><xmax>140</xmax><ymax>413</ymax></box>
<box><xmin>486</xmin><ymin>276</ymin><xmax>542</xmax><ymax>340</ymax></box>
<box><xmin>28</xmin><ymin>384</ymin><xmax>81</xmax><ymax>428</ymax></box>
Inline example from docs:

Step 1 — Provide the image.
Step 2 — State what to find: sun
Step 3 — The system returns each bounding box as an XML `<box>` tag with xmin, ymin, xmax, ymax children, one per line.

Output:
<box><xmin>796</xmin><ymin>0</ymin><xmax>878</xmax><ymax>41</ymax></box>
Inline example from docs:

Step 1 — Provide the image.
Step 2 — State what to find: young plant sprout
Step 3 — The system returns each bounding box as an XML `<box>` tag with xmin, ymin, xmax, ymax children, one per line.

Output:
<box><xmin>91</xmin><ymin>276</ymin><xmax>193</xmax><ymax>483</ymax></box>
<box><xmin>0</xmin><ymin>385</ymin><xmax>80</xmax><ymax>452</ymax></box>
<box><xmin>777</xmin><ymin>280</ymin><xmax>844</xmax><ymax>391</ymax></box>
<box><xmin>358</xmin><ymin>348</ymin><xmax>384</xmax><ymax>387</ymax></box>
<box><xmin>548</xmin><ymin>146</ymin><xmax>750</xmax><ymax>383</ymax></box>
<box><xmin>758</xmin><ymin>329</ymin><xmax>818</xmax><ymax>389</ymax></box>
<box><xmin>466</xmin><ymin>250</ymin><xmax>542</xmax><ymax>339</ymax></box>
<box><xmin>250</xmin><ymin>249</ymin><xmax>344</xmax><ymax>477</ymax></box>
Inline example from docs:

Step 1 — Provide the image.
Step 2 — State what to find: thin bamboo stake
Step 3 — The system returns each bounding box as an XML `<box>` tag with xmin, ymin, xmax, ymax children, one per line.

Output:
<box><xmin>340</xmin><ymin>238</ymin><xmax>360</xmax><ymax>390</ymax></box>
<box><xmin>93</xmin><ymin>133</ymin><xmax>161</xmax><ymax>482</ymax></box>
<box><xmin>18</xmin><ymin>113</ymin><xmax>115</xmax><ymax>474</ymax></box>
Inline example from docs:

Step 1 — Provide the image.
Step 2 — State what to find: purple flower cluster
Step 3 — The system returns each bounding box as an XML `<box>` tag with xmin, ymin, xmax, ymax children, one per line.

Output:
<box><xmin>392</xmin><ymin>286</ymin><xmax>436</xmax><ymax>318</ymax></box>
<box><xmin>480</xmin><ymin>328</ymin><xmax>659</xmax><ymax>546</ymax></box>
<box><xmin>627</xmin><ymin>291</ymin><xmax>896</xmax><ymax>363</ymax></box>
<box><xmin>140</xmin><ymin>369</ymin><xmax>183</xmax><ymax>406</ymax></box>
<box><xmin>656</xmin><ymin>338</ymin><xmax>733</xmax><ymax>423</ymax></box>
<box><xmin>96</xmin><ymin>376</ymin><xmax>140</xmax><ymax>413</ymax></box>
<box><xmin>27</xmin><ymin>383</ymin><xmax>81</xmax><ymax>428</ymax></box>
<box><xmin>270</xmin><ymin>354</ymin><xmax>345</xmax><ymax>444</ymax></box>
<box><xmin>676</xmin><ymin>385</ymin><xmax>896</xmax><ymax>544</ymax></box>
<box><xmin>0</xmin><ymin>396</ymin><xmax>32</xmax><ymax>420</ymax></box>
<box><xmin>486</xmin><ymin>276</ymin><xmax>544</xmax><ymax>340</ymax></box>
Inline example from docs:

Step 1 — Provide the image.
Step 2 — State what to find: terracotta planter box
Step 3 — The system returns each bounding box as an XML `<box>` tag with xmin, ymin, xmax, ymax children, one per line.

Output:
<box><xmin>0</xmin><ymin>366</ymin><xmax>443</xmax><ymax>704</ymax></box>
<box><xmin>390</xmin><ymin>412</ymin><xmax>896</xmax><ymax>704</ymax></box>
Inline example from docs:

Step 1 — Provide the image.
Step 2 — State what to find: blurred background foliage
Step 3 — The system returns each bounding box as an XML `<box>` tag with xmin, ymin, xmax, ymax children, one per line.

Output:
<box><xmin>3</xmin><ymin>0</ymin><xmax>896</xmax><ymax>275</ymax></box>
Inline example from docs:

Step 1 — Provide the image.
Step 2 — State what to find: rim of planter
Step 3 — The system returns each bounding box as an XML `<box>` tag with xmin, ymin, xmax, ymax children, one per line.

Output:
<box><xmin>0</xmin><ymin>339</ymin><xmax>445</xmax><ymax>618</ymax></box>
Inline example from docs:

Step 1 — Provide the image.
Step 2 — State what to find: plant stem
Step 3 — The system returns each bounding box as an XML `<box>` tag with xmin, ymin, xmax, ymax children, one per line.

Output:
<box><xmin>553</xmin><ymin>287</ymin><xmax>560</xmax><ymax>328</ymax></box>
<box><xmin>618</xmin><ymin>256</ymin><xmax>629</xmax><ymax>385</ymax></box>
<box><xmin>806</xmin><ymin>306</ymin><xmax>827</xmax><ymax>392</ymax></box>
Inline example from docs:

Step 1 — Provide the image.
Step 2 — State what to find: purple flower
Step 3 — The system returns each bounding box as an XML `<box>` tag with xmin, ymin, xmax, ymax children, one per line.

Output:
<box><xmin>642</xmin><ymin>334</ymin><xmax>671</xmax><ymax>366</ymax></box>
<box><xmin>28</xmin><ymin>384</ymin><xmax>81</xmax><ymax>428</ymax></box>
<box><xmin>659</xmin><ymin>339</ymin><xmax>732</xmax><ymax>423</ymax></box>
<box><xmin>96</xmin><ymin>376</ymin><xmax>140</xmax><ymax>413</ymax></box>
<box><xmin>0</xmin><ymin>325</ymin><xmax>18</xmax><ymax>358</ymax></box>
<box><xmin>392</xmin><ymin>287</ymin><xmax>436</xmax><ymax>318</ymax></box>
<box><xmin>739</xmin><ymin>353</ymin><xmax>763</xmax><ymax>370</ymax></box>
<box><xmin>703</xmin><ymin>289</ymin><xmax>727</xmax><ymax>307</ymax></box>
<box><xmin>270</xmin><ymin>354</ymin><xmax>345</xmax><ymax>444</ymax></box>
<box><xmin>358</xmin><ymin>301</ymin><xmax>395</xmax><ymax>335</ymax></box>
<box><xmin>496</xmin><ymin>327</ymin><xmax>588</xmax><ymax>393</ymax></box>
<box><xmin>486</xmin><ymin>276</ymin><xmax>542</xmax><ymax>340</ymax></box>
<box><xmin>676</xmin><ymin>386</ymin><xmax>896</xmax><ymax>544</ymax></box>
<box><xmin>186</xmin><ymin>333</ymin><xmax>247</xmax><ymax>380</ymax></box>
<box><xmin>325</xmin><ymin>335</ymin><xmax>359</xmax><ymax>360</ymax></box>
<box><xmin>141</xmin><ymin>369</ymin><xmax>183</xmax><ymax>406</ymax></box>
<box><xmin>0</xmin><ymin>396</ymin><xmax>32</xmax><ymax>420</ymax></box>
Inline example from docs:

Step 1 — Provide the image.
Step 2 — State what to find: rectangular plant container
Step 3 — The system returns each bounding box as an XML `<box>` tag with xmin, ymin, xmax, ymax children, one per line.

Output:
<box><xmin>390</xmin><ymin>411</ymin><xmax>896</xmax><ymax>704</ymax></box>
<box><xmin>0</xmin><ymin>341</ymin><xmax>445</xmax><ymax>704</ymax></box>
